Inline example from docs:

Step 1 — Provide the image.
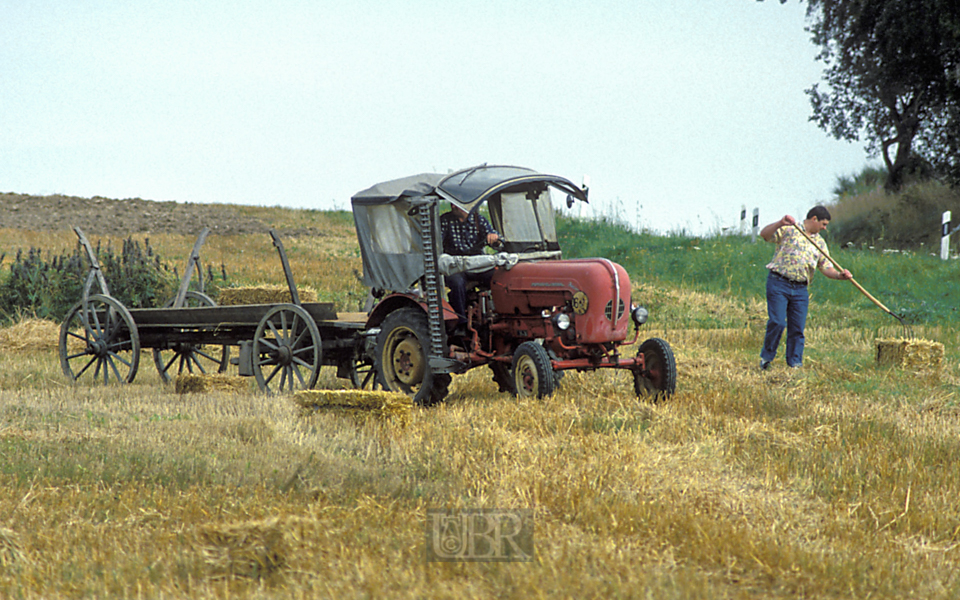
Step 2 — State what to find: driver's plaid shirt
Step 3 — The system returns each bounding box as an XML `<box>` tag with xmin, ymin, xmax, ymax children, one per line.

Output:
<box><xmin>441</xmin><ymin>210</ymin><xmax>498</xmax><ymax>256</ymax></box>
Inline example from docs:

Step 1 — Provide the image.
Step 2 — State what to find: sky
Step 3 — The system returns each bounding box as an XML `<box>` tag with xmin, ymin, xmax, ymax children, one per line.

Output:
<box><xmin>1</xmin><ymin>0</ymin><xmax>874</xmax><ymax>236</ymax></box>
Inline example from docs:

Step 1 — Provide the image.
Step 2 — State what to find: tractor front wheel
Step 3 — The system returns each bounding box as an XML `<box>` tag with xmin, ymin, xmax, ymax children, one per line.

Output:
<box><xmin>512</xmin><ymin>341</ymin><xmax>555</xmax><ymax>399</ymax></box>
<box><xmin>633</xmin><ymin>337</ymin><xmax>676</xmax><ymax>402</ymax></box>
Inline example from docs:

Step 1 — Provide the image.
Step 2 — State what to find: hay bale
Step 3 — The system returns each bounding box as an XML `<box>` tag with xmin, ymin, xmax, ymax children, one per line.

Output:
<box><xmin>176</xmin><ymin>374</ymin><xmax>250</xmax><ymax>394</ymax></box>
<box><xmin>217</xmin><ymin>284</ymin><xmax>318</xmax><ymax>306</ymax></box>
<box><xmin>876</xmin><ymin>338</ymin><xmax>944</xmax><ymax>372</ymax></box>
<box><xmin>0</xmin><ymin>318</ymin><xmax>61</xmax><ymax>352</ymax></box>
<box><xmin>294</xmin><ymin>389</ymin><xmax>413</xmax><ymax>422</ymax></box>
<box><xmin>197</xmin><ymin>518</ymin><xmax>286</xmax><ymax>579</ymax></box>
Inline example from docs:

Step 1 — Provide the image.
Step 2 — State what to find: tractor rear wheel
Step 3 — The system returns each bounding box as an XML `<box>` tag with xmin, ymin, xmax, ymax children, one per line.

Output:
<box><xmin>633</xmin><ymin>337</ymin><xmax>676</xmax><ymax>402</ymax></box>
<box><xmin>375</xmin><ymin>307</ymin><xmax>450</xmax><ymax>406</ymax></box>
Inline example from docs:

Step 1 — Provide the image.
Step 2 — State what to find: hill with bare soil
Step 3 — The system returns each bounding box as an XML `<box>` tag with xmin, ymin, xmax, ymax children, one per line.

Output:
<box><xmin>0</xmin><ymin>193</ymin><xmax>318</xmax><ymax>237</ymax></box>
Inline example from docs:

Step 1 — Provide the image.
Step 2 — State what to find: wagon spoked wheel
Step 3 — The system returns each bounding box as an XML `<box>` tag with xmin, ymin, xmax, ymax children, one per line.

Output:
<box><xmin>252</xmin><ymin>304</ymin><xmax>322</xmax><ymax>394</ymax></box>
<box><xmin>152</xmin><ymin>291</ymin><xmax>230</xmax><ymax>383</ymax></box>
<box><xmin>59</xmin><ymin>294</ymin><xmax>140</xmax><ymax>384</ymax></box>
<box><xmin>512</xmin><ymin>341</ymin><xmax>555</xmax><ymax>399</ymax></box>
<box><xmin>349</xmin><ymin>342</ymin><xmax>381</xmax><ymax>390</ymax></box>
<box><xmin>633</xmin><ymin>337</ymin><xmax>677</xmax><ymax>402</ymax></box>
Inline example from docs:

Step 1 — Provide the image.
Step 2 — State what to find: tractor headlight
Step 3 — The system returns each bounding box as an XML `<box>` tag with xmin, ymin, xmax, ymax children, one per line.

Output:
<box><xmin>553</xmin><ymin>312</ymin><xmax>572</xmax><ymax>331</ymax></box>
<box><xmin>631</xmin><ymin>305</ymin><xmax>649</xmax><ymax>326</ymax></box>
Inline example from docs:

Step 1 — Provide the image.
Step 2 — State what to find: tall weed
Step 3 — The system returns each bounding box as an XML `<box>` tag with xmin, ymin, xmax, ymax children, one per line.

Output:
<box><xmin>0</xmin><ymin>237</ymin><xmax>181</xmax><ymax>323</ymax></box>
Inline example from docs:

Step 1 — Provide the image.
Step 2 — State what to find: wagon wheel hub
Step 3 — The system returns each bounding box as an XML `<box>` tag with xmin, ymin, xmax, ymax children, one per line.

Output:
<box><xmin>90</xmin><ymin>339</ymin><xmax>108</xmax><ymax>356</ymax></box>
<box><xmin>276</xmin><ymin>344</ymin><xmax>294</xmax><ymax>365</ymax></box>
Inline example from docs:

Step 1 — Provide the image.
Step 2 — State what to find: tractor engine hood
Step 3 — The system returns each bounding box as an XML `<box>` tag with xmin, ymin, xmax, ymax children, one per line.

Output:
<box><xmin>491</xmin><ymin>258</ymin><xmax>632</xmax><ymax>343</ymax></box>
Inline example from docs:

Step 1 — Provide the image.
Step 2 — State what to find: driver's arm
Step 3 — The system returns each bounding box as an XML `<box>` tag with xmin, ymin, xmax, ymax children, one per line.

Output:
<box><xmin>477</xmin><ymin>214</ymin><xmax>500</xmax><ymax>247</ymax></box>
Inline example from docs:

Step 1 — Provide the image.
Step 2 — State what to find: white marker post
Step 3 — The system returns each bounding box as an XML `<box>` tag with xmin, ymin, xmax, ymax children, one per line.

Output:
<box><xmin>751</xmin><ymin>208</ymin><xmax>759</xmax><ymax>243</ymax></box>
<box><xmin>740</xmin><ymin>205</ymin><xmax>747</xmax><ymax>234</ymax></box>
<box><xmin>942</xmin><ymin>211</ymin><xmax>952</xmax><ymax>260</ymax></box>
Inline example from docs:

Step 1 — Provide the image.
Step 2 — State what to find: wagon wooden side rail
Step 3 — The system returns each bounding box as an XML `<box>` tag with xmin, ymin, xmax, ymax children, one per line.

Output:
<box><xmin>58</xmin><ymin>227</ymin><xmax>374</xmax><ymax>394</ymax></box>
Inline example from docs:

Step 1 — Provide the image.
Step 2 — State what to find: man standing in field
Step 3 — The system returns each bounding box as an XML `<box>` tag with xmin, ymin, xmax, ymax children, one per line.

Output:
<box><xmin>759</xmin><ymin>206</ymin><xmax>852</xmax><ymax>370</ymax></box>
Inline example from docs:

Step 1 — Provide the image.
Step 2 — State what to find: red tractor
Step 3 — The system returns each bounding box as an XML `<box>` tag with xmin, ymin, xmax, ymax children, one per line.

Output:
<box><xmin>350</xmin><ymin>165</ymin><xmax>676</xmax><ymax>405</ymax></box>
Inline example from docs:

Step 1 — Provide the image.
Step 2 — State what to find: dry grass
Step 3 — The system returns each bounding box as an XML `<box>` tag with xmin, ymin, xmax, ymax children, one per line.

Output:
<box><xmin>2</xmin><ymin>218</ymin><xmax>960</xmax><ymax>598</ymax></box>
<box><xmin>0</xmin><ymin>311</ymin><xmax>958</xmax><ymax>598</ymax></box>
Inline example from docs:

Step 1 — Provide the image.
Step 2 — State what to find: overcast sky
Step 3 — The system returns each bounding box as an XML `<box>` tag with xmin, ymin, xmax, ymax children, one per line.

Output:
<box><xmin>2</xmin><ymin>0</ymin><xmax>873</xmax><ymax>235</ymax></box>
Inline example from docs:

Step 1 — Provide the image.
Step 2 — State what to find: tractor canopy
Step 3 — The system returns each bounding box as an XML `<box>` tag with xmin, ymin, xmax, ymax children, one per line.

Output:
<box><xmin>351</xmin><ymin>165</ymin><xmax>588</xmax><ymax>292</ymax></box>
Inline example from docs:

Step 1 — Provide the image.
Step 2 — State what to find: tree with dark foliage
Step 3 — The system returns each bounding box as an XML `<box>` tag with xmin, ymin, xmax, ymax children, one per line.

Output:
<box><xmin>763</xmin><ymin>0</ymin><xmax>960</xmax><ymax>190</ymax></box>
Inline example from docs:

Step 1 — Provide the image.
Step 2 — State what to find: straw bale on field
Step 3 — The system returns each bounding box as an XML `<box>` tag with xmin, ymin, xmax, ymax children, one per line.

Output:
<box><xmin>294</xmin><ymin>389</ymin><xmax>412</xmax><ymax>422</ymax></box>
<box><xmin>176</xmin><ymin>374</ymin><xmax>250</xmax><ymax>394</ymax></box>
<box><xmin>0</xmin><ymin>318</ymin><xmax>60</xmax><ymax>352</ymax></box>
<box><xmin>197</xmin><ymin>518</ymin><xmax>286</xmax><ymax>579</ymax></box>
<box><xmin>876</xmin><ymin>338</ymin><xmax>944</xmax><ymax>372</ymax></box>
<box><xmin>217</xmin><ymin>284</ymin><xmax>318</xmax><ymax>306</ymax></box>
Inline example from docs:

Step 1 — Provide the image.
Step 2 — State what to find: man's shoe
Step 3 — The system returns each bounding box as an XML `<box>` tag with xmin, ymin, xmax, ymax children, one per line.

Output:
<box><xmin>759</xmin><ymin>359</ymin><xmax>771</xmax><ymax>371</ymax></box>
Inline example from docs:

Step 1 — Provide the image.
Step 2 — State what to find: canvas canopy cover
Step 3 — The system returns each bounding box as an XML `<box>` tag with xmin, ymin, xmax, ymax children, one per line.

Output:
<box><xmin>351</xmin><ymin>165</ymin><xmax>587</xmax><ymax>292</ymax></box>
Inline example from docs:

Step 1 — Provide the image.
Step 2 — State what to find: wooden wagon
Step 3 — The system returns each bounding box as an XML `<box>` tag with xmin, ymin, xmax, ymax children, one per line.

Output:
<box><xmin>58</xmin><ymin>227</ymin><xmax>376</xmax><ymax>393</ymax></box>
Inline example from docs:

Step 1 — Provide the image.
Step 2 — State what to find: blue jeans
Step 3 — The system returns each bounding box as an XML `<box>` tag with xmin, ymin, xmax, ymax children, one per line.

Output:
<box><xmin>761</xmin><ymin>271</ymin><xmax>809</xmax><ymax>367</ymax></box>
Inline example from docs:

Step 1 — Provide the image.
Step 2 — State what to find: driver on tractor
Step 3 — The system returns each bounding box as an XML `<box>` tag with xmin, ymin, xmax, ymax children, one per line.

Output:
<box><xmin>440</xmin><ymin>203</ymin><xmax>500</xmax><ymax>325</ymax></box>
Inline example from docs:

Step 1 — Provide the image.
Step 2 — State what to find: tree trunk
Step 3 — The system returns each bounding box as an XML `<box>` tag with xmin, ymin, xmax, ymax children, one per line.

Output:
<box><xmin>882</xmin><ymin>95</ymin><xmax>922</xmax><ymax>191</ymax></box>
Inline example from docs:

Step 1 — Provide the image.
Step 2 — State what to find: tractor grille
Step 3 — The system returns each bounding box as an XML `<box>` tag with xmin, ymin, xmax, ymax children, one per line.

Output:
<box><xmin>605</xmin><ymin>299</ymin><xmax>625</xmax><ymax>321</ymax></box>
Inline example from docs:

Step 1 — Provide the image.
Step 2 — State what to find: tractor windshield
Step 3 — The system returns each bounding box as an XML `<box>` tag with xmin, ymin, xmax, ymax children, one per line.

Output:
<box><xmin>488</xmin><ymin>188</ymin><xmax>561</xmax><ymax>254</ymax></box>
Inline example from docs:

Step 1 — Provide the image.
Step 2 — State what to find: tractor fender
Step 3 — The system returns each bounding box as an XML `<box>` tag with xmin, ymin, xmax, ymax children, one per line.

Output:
<box><xmin>365</xmin><ymin>293</ymin><xmax>459</xmax><ymax>329</ymax></box>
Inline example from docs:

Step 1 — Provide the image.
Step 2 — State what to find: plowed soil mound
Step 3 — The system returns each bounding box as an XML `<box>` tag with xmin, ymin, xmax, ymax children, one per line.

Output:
<box><xmin>0</xmin><ymin>193</ymin><xmax>286</xmax><ymax>237</ymax></box>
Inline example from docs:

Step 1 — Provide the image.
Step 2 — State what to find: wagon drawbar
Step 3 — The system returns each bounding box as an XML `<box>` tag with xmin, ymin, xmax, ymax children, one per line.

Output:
<box><xmin>58</xmin><ymin>227</ymin><xmax>372</xmax><ymax>394</ymax></box>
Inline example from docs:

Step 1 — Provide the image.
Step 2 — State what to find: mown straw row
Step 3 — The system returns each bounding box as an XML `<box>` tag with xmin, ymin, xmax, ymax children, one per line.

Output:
<box><xmin>175</xmin><ymin>374</ymin><xmax>250</xmax><ymax>394</ymax></box>
<box><xmin>293</xmin><ymin>389</ymin><xmax>412</xmax><ymax>422</ymax></box>
<box><xmin>197</xmin><ymin>518</ymin><xmax>286</xmax><ymax>580</ymax></box>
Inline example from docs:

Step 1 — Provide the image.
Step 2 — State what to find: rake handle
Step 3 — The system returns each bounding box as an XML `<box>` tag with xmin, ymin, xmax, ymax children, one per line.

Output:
<box><xmin>790</xmin><ymin>222</ymin><xmax>897</xmax><ymax>317</ymax></box>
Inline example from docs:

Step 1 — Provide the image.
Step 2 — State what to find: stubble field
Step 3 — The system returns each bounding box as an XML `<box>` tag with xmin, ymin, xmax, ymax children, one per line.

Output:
<box><xmin>1</xmin><ymin>195</ymin><xmax>959</xmax><ymax>599</ymax></box>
